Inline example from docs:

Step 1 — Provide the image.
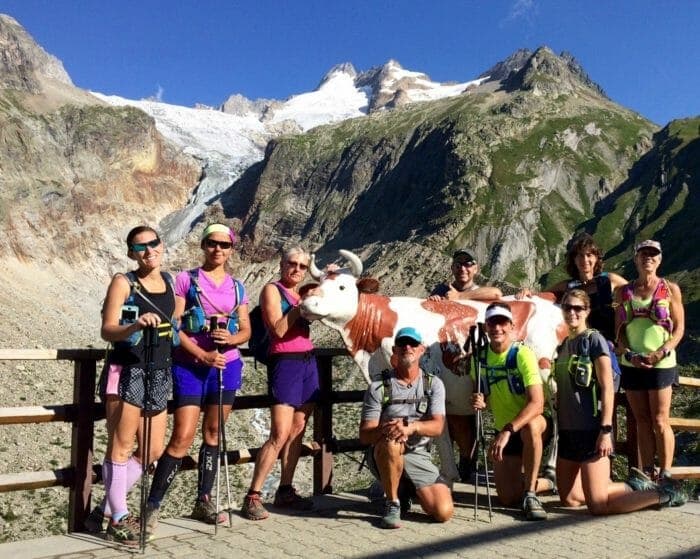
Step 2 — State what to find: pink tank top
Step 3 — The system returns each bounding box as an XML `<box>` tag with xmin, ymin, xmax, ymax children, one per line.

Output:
<box><xmin>269</xmin><ymin>282</ymin><xmax>314</xmax><ymax>354</ymax></box>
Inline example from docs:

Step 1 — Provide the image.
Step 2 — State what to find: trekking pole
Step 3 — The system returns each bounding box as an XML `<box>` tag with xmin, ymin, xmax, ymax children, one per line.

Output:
<box><xmin>210</xmin><ymin>318</ymin><xmax>234</xmax><ymax>534</ymax></box>
<box><xmin>139</xmin><ymin>325</ymin><xmax>157</xmax><ymax>552</ymax></box>
<box><xmin>474</xmin><ymin>323</ymin><xmax>493</xmax><ymax>522</ymax></box>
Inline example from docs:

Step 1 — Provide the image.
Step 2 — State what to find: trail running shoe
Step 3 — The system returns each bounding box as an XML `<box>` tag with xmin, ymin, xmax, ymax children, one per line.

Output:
<box><xmin>83</xmin><ymin>505</ymin><xmax>105</xmax><ymax>533</ymax></box>
<box><xmin>658</xmin><ymin>477</ymin><xmax>688</xmax><ymax>507</ymax></box>
<box><xmin>105</xmin><ymin>514</ymin><xmax>140</xmax><ymax>546</ymax></box>
<box><xmin>273</xmin><ymin>486</ymin><xmax>314</xmax><ymax>511</ymax></box>
<box><xmin>522</xmin><ymin>492</ymin><xmax>547</xmax><ymax>521</ymax></box>
<box><xmin>241</xmin><ymin>492</ymin><xmax>269</xmax><ymax>520</ymax></box>
<box><xmin>381</xmin><ymin>500</ymin><xmax>401</xmax><ymax>529</ymax></box>
<box><xmin>191</xmin><ymin>495</ymin><xmax>227</xmax><ymax>524</ymax></box>
<box><xmin>627</xmin><ymin>467</ymin><xmax>659</xmax><ymax>491</ymax></box>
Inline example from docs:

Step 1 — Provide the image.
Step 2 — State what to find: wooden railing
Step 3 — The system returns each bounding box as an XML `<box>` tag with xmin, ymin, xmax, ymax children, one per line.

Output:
<box><xmin>0</xmin><ymin>348</ymin><xmax>697</xmax><ymax>534</ymax></box>
<box><xmin>0</xmin><ymin>347</ymin><xmax>363</xmax><ymax>532</ymax></box>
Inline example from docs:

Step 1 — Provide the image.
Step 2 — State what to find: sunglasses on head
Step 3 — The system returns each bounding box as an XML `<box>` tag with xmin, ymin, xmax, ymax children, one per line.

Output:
<box><xmin>395</xmin><ymin>337</ymin><xmax>420</xmax><ymax>347</ymax></box>
<box><xmin>286</xmin><ymin>260</ymin><xmax>308</xmax><ymax>270</ymax></box>
<box><xmin>205</xmin><ymin>239</ymin><xmax>233</xmax><ymax>249</ymax></box>
<box><xmin>562</xmin><ymin>303</ymin><xmax>588</xmax><ymax>313</ymax></box>
<box><xmin>130</xmin><ymin>238</ymin><xmax>161</xmax><ymax>252</ymax></box>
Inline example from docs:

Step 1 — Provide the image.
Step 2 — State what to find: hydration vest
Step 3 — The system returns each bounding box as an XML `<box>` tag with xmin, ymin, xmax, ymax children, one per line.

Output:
<box><xmin>379</xmin><ymin>369</ymin><xmax>434</xmax><ymax>417</ymax></box>
<box><xmin>180</xmin><ymin>269</ymin><xmax>244</xmax><ymax>334</ymax></box>
<box><xmin>616</xmin><ymin>279</ymin><xmax>673</xmax><ymax>335</ymax></box>
<box><xmin>477</xmin><ymin>342</ymin><xmax>526</xmax><ymax>396</ymax></box>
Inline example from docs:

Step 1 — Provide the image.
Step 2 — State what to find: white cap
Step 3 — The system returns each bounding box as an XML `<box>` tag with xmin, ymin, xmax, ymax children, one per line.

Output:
<box><xmin>485</xmin><ymin>306</ymin><xmax>513</xmax><ymax>322</ymax></box>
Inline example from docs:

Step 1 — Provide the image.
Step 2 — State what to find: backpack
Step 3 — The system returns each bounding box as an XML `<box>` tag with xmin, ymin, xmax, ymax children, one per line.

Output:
<box><xmin>557</xmin><ymin>328</ymin><xmax>620</xmax><ymax>416</ymax></box>
<box><xmin>378</xmin><ymin>369</ymin><xmax>434</xmax><ymax>416</ymax></box>
<box><xmin>113</xmin><ymin>271</ymin><xmax>178</xmax><ymax>349</ymax></box>
<box><xmin>248</xmin><ymin>282</ymin><xmax>293</xmax><ymax>367</ymax></box>
<box><xmin>476</xmin><ymin>342</ymin><xmax>526</xmax><ymax>396</ymax></box>
<box><xmin>616</xmin><ymin>278</ymin><xmax>673</xmax><ymax>337</ymax></box>
<box><xmin>180</xmin><ymin>269</ymin><xmax>244</xmax><ymax>334</ymax></box>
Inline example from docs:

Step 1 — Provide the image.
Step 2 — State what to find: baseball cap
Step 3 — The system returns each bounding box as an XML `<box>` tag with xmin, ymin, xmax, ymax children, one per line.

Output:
<box><xmin>635</xmin><ymin>240</ymin><xmax>661</xmax><ymax>254</ymax></box>
<box><xmin>485</xmin><ymin>305</ymin><xmax>513</xmax><ymax>323</ymax></box>
<box><xmin>394</xmin><ymin>327</ymin><xmax>423</xmax><ymax>345</ymax></box>
<box><xmin>452</xmin><ymin>248</ymin><xmax>476</xmax><ymax>264</ymax></box>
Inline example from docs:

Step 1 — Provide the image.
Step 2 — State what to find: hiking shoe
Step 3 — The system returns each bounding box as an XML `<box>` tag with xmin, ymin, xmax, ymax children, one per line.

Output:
<box><xmin>191</xmin><ymin>495</ymin><xmax>227</xmax><ymax>525</ymax></box>
<box><xmin>273</xmin><ymin>486</ymin><xmax>314</xmax><ymax>511</ymax></box>
<box><xmin>627</xmin><ymin>467</ymin><xmax>659</xmax><ymax>492</ymax></box>
<box><xmin>522</xmin><ymin>492</ymin><xmax>547</xmax><ymax>521</ymax></box>
<box><xmin>381</xmin><ymin>500</ymin><xmax>401</xmax><ymax>529</ymax></box>
<box><xmin>144</xmin><ymin>504</ymin><xmax>159</xmax><ymax>540</ymax></box>
<box><xmin>83</xmin><ymin>505</ymin><xmax>105</xmax><ymax>533</ymax></box>
<box><xmin>658</xmin><ymin>477</ymin><xmax>688</xmax><ymax>507</ymax></box>
<box><xmin>242</xmin><ymin>492</ymin><xmax>269</xmax><ymax>520</ymax></box>
<box><xmin>105</xmin><ymin>514</ymin><xmax>140</xmax><ymax>546</ymax></box>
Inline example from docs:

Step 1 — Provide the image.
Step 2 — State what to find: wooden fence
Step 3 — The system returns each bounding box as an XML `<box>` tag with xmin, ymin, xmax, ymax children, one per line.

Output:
<box><xmin>0</xmin><ymin>348</ymin><xmax>697</xmax><ymax>534</ymax></box>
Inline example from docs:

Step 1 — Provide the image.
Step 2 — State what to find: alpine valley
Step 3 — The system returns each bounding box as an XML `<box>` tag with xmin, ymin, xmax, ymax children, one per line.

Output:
<box><xmin>0</xmin><ymin>11</ymin><xmax>698</xmax><ymax>543</ymax></box>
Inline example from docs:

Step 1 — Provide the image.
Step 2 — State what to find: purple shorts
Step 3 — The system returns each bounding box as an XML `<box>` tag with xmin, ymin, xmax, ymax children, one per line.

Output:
<box><xmin>172</xmin><ymin>359</ymin><xmax>243</xmax><ymax>408</ymax></box>
<box><xmin>267</xmin><ymin>353</ymin><xmax>320</xmax><ymax>408</ymax></box>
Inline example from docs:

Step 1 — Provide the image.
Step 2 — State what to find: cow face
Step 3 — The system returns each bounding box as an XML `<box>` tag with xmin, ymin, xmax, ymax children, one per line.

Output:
<box><xmin>300</xmin><ymin>271</ymin><xmax>360</xmax><ymax>327</ymax></box>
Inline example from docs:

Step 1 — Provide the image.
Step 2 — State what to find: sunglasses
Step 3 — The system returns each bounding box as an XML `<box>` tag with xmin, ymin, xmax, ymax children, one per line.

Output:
<box><xmin>395</xmin><ymin>337</ymin><xmax>421</xmax><ymax>347</ymax></box>
<box><xmin>562</xmin><ymin>303</ymin><xmax>588</xmax><ymax>313</ymax></box>
<box><xmin>286</xmin><ymin>261</ymin><xmax>308</xmax><ymax>270</ymax></box>
<box><xmin>130</xmin><ymin>238</ymin><xmax>161</xmax><ymax>252</ymax></box>
<box><xmin>204</xmin><ymin>239</ymin><xmax>233</xmax><ymax>249</ymax></box>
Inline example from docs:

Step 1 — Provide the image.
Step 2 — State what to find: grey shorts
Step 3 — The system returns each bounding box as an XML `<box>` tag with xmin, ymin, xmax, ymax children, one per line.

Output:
<box><xmin>117</xmin><ymin>366</ymin><xmax>172</xmax><ymax>412</ymax></box>
<box><xmin>366</xmin><ymin>445</ymin><xmax>444</xmax><ymax>490</ymax></box>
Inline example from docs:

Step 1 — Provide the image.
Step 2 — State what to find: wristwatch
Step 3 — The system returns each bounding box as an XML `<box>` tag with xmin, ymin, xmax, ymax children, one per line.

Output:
<box><xmin>599</xmin><ymin>424</ymin><xmax>613</xmax><ymax>434</ymax></box>
<box><xmin>662</xmin><ymin>347</ymin><xmax>672</xmax><ymax>358</ymax></box>
<box><xmin>503</xmin><ymin>423</ymin><xmax>515</xmax><ymax>434</ymax></box>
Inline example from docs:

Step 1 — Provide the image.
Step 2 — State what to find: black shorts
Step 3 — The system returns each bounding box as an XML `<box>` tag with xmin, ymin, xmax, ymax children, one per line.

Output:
<box><xmin>558</xmin><ymin>429</ymin><xmax>600</xmax><ymax>463</ymax></box>
<box><xmin>620</xmin><ymin>365</ymin><xmax>678</xmax><ymax>391</ymax></box>
<box><xmin>499</xmin><ymin>415</ymin><xmax>553</xmax><ymax>457</ymax></box>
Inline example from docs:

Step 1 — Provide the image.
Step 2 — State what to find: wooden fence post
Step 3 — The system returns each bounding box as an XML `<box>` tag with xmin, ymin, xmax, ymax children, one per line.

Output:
<box><xmin>67</xmin><ymin>357</ymin><xmax>97</xmax><ymax>532</ymax></box>
<box><xmin>313</xmin><ymin>353</ymin><xmax>334</xmax><ymax>495</ymax></box>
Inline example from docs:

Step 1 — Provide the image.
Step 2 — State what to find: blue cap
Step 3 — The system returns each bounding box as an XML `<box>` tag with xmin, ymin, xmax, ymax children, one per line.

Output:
<box><xmin>394</xmin><ymin>327</ymin><xmax>423</xmax><ymax>344</ymax></box>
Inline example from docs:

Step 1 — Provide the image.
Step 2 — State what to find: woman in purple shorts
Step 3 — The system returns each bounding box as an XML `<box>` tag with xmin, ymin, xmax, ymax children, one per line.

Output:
<box><xmin>241</xmin><ymin>247</ymin><xmax>319</xmax><ymax>520</ymax></box>
<box><xmin>145</xmin><ymin>223</ymin><xmax>251</xmax><ymax>532</ymax></box>
<box><xmin>88</xmin><ymin>226</ymin><xmax>176</xmax><ymax>545</ymax></box>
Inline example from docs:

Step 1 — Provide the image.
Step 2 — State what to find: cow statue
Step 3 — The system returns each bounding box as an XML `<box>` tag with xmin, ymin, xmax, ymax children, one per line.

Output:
<box><xmin>300</xmin><ymin>250</ymin><xmax>567</xmax><ymax>483</ymax></box>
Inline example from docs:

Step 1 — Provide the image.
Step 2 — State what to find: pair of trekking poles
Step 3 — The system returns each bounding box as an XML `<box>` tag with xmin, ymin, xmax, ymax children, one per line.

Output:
<box><xmin>137</xmin><ymin>320</ymin><xmax>234</xmax><ymax>553</ymax></box>
<box><xmin>466</xmin><ymin>324</ymin><xmax>493</xmax><ymax>522</ymax></box>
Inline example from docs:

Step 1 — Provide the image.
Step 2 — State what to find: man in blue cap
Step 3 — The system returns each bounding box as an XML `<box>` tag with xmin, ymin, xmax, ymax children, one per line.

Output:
<box><xmin>359</xmin><ymin>327</ymin><xmax>454</xmax><ymax>529</ymax></box>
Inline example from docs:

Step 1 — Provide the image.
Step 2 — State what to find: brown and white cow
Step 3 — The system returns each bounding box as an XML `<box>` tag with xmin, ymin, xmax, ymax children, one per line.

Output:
<box><xmin>300</xmin><ymin>250</ymin><xmax>567</xmax><ymax>481</ymax></box>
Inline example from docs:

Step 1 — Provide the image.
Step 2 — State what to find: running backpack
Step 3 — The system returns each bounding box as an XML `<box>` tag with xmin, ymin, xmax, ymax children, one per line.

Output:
<box><xmin>476</xmin><ymin>342</ymin><xmax>526</xmax><ymax>396</ymax></box>
<box><xmin>378</xmin><ymin>369</ymin><xmax>434</xmax><ymax>416</ymax></box>
<box><xmin>180</xmin><ymin>269</ymin><xmax>244</xmax><ymax>334</ymax></box>
<box><xmin>114</xmin><ymin>271</ymin><xmax>178</xmax><ymax>349</ymax></box>
<box><xmin>557</xmin><ymin>328</ymin><xmax>620</xmax><ymax>415</ymax></box>
<box><xmin>616</xmin><ymin>278</ymin><xmax>673</xmax><ymax>336</ymax></box>
<box><xmin>248</xmin><ymin>282</ymin><xmax>293</xmax><ymax>367</ymax></box>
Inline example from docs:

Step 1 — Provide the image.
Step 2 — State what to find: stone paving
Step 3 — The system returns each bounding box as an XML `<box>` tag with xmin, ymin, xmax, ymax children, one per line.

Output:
<box><xmin>2</xmin><ymin>483</ymin><xmax>699</xmax><ymax>559</ymax></box>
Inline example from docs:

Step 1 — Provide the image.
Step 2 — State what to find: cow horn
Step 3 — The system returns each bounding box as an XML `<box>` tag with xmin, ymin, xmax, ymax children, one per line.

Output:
<box><xmin>309</xmin><ymin>253</ymin><xmax>323</xmax><ymax>280</ymax></box>
<box><xmin>339</xmin><ymin>249</ymin><xmax>363</xmax><ymax>277</ymax></box>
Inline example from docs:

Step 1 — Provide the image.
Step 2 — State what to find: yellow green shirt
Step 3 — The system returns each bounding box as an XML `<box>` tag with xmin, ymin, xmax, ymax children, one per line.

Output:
<box><xmin>473</xmin><ymin>343</ymin><xmax>541</xmax><ymax>430</ymax></box>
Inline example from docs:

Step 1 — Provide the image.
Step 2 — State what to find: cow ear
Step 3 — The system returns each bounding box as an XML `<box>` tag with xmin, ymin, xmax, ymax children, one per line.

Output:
<box><xmin>299</xmin><ymin>283</ymin><xmax>319</xmax><ymax>297</ymax></box>
<box><xmin>357</xmin><ymin>277</ymin><xmax>380</xmax><ymax>294</ymax></box>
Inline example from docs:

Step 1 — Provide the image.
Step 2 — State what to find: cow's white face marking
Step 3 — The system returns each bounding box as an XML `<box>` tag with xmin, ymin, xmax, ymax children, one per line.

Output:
<box><xmin>300</xmin><ymin>273</ymin><xmax>359</xmax><ymax>324</ymax></box>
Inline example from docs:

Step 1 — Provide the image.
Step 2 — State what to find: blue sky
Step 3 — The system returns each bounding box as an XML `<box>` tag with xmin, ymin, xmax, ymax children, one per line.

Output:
<box><xmin>2</xmin><ymin>1</ymin><xmax>699</xmax><ymax>125</ymax></box>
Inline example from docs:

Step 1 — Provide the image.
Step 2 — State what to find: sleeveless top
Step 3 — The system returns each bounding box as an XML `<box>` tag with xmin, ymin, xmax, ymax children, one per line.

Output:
<box><xmin>108</xmin><ymin>277</ymin><xmax>175</xmax><ymax>370</ymax></box>
<box><xmin>269</xmin><ymin>283</ymin><xmax>314</xmax><ymax>354</ymax></box>
<box><xmin>566</xmin><ymin>273</ymin><xmax>614</xmax><ymax>341</ymax></box>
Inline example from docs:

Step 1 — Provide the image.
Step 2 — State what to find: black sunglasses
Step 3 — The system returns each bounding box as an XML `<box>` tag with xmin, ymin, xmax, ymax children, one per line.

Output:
<box><xmin>205</xmin><ymin>239</ymin><xmax>233</xmax><ymax>249</ymax></box>
<box><xmin>562</xmin><ymin>303</ymin><xmax>588</xmax><ymax>313</ymax></box>
<box><xmin>130</xmin><ymin>238</ymin><xmax>161</xmax><ymax>252</ymax></box>
<box><xmin>286</xmin><ymin>260</ymin><xmax>309</xmax><ymax>270</ymax></box>
<box><xmin>395</xmin><ymin>337</ymin><xmax>421</xmax><ymax>347</ymax></box>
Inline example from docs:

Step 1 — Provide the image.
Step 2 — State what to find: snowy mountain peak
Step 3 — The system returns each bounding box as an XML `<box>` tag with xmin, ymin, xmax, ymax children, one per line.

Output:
<box><xmin>318</xmin><ymin>62</ymin><xmax>358</xmax><ymax>88</ymax></box>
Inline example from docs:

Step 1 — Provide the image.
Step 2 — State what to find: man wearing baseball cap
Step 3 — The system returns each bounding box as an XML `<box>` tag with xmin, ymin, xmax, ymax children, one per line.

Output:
<box><xmin>360</xmin><ymin>327</ymin><xmax>453</xmax><ymax>529</ymax></box>
<box><xmin>471</xmin><ymin>303</ymin><xmax>553</xmax><ymax>520</ymax></box>
<box><xmin>429</xmin><ymin>249</ymin><xmax>503</xmax><ymax>302</ymax></box>
<box><xmin>428</xmin><ymin>248</ymin><xmax>502</xmax><ymax>482</ymax></box>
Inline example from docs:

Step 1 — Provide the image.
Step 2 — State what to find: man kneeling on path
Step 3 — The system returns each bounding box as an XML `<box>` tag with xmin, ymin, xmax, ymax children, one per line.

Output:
<box><xmin>359</xmin><ymin>327</ymin><xmax>454</xmax><ymax>529</ymax></box>
<box><xmin>471</xmin><ymin>302</ymin><xmax>553</xmax><ymax>520</ymax></box>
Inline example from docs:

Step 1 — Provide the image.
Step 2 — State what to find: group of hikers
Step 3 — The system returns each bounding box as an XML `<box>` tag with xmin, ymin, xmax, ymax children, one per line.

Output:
<box><xmin>90</xmin><ymin>223</ymin><xmax>688</xmax><ymax>544</ymax></box>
